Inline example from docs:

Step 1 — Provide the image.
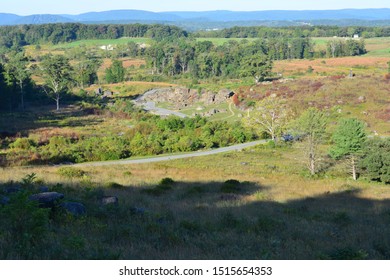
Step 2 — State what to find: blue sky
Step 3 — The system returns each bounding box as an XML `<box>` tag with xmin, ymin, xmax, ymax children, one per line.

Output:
<box><xmin>2</xmin><ymin>0</ymin><xmax>390</xmax><ymax>15</ymax></box>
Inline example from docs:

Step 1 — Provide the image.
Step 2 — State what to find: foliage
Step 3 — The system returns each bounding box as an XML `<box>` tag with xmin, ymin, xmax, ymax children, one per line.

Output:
<box><xmin>330</xmin><ymin>118</ymin><xmax>367</xmax><ymax>180</ymax></box>
<box><xmin>239</xmin><ymin>54</ymin><xmax>273</xmax><ymax>83</ymax></box>
<box><xmin>105</xmin><ymin>59</ymin><xmax>125</xmax><ymax>83</ymax></box>
<box><xmin>39</xmin><ymin>55</ymin><xmax>73</xmax><ymax>110</ymax></box>
<box><xmin>292</xmin><ymin>108</ymin><xmax>328</xmax><ymax>175</ymax></box>
<box><xmin>3</xmin><ymin>51</ymin><xmax>31</xmax><ymax>110</ymax></box>
<box><xmin>57</xmin><ymin>167</ymin><xmax>86</xmax><ymax>179</ymax></box>
<box><xmin>220</xmin><ymin>179</ymin><xmax>241</xmax><ymax>193</ymax></box>
<box><xmin>360</xmin><ymin>138</ymin><xmax>390</xmax><ymax>184</ymax></box>
<box><xmin>0</xmin><ymin>192</ymin><xmax>50</xmax><ymax>259</ymax></box>
<box><xmin>73</xmin><ymin>57</ymin><xmax>101</xmax><ymax>89</ymax></box>
<box><xmin>243</xmin><ymin>96</ymin><xmax>292</xmax><ymax>141</ymax></box>
<box><xmin>326</xmin><ymin>39</ymin><xmax>366</xmax><ymax>58</ymax></box>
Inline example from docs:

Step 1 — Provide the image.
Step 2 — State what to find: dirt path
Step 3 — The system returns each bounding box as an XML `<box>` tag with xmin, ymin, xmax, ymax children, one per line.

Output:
<box><xmin>75</xmin><ymin>140</ymin><xmax>267</xmax><ymax>167</ymax></box>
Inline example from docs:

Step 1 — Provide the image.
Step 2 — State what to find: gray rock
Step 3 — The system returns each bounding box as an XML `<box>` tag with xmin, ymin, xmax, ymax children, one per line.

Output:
<box><xmin>39</xmin><ymin>186</ymin><xmax>49</xmax><ymax>193</ymax></box>
<box><xmin>130</xmin><ymin>207</ymin><xmax>145</xmax><ymax>215</ymax></box>
<box><xmin>0</xmin><ymin>195</ymin><xmax>10</xmax><ymax>205</ymax></box>
<box><xmin>60</xmin><ymin>202</ymin><xmax>86</xmax><ymax>216</ymax></box>
<box><xmin>101</xmin><ymin>196</ymin><xmax>118</xmax><ymax>206</ymax></box>
<box><xmin>29</xmin><ymin>192</ymin><xmax>64</xmax><ymax>208</ymax></box>
<box><xmin>5</xmin><ymin>186</ymin><xmax>21</xmax><ymax>194</ymax></box>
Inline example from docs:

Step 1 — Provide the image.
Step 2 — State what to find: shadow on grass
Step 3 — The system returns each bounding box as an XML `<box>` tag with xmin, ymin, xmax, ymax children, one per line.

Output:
<box><xmin>0</xmin><ymin>107</ymin><xmax>103</xmax><ymax>135</ymax></box>
<box><xmin>0</xmin><ymin>180</ymin><xmax>390</xmax><ymax>260</ymax></box>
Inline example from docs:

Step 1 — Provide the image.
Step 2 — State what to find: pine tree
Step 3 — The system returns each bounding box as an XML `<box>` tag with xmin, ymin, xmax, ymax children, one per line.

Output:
<box><xmin>330</xmin><ymin>118</ymin><xmax>367</xmax><ymax>180</ymax></box>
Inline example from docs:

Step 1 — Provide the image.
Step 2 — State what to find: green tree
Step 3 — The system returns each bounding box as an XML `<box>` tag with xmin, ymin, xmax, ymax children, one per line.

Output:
<box><xmin>4</xmin><ymin>51</ymin><xmax>31</xmax><ymax>110</ymax></box>
<box><xmin>330</xmin><ymin>118</ymin><xmax>367</xmax><ymax>180</ymax></box>
<box><xmin>73</xmin><ymin>58</ymin><xmax>101</xmax><ymax>89</ymax></box>
<box><xmin>39</xmin><ymin>55</ymin><xmax>73</xmax><ymax>111</ymax></box>
<box><xmin>239</xmin><ymin>53</ymin><xmax>273</xmax><ymax>84</ymax></box>
<box><xmin>360</xmin><ymin>138</ymin><xmax>390</xmax><ymax>184</ymax></box>
<box><xmin>105</xmin><ymin>59</ymin><xmax>125</xmax><ymax>83</ymax></box>
<box><xmin>293</xmin><ymin>108</ymin><xmax>328</xmax><ymax>175</ymax></box>
<box><xmin>243</xmin><ymin>96</ymin><xmax>292</xmax><ymax>141</ymax></box>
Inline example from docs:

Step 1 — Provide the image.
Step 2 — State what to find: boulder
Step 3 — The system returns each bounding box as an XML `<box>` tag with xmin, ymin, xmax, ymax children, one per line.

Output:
<box><xmin>5</xmin><ymin>186</ymin><xmax>22</xmax><ymax>194</ymax></box>
<box><xmin>101</xmin><ymin>196</ymin><xmax>119</xmax><ymax>206</ymax></box>
<box><xmin>60</xmin><ymin>202</ymin><xmax>86</xmax><ymax>216</ymax></box>
<box><xmin>39</xmin><ymin>186</ymin><xmax>49</xmax><ymax>193</ymax></box>
<box><xmin>29</xmin><ymin>192</ymin><xmax>64</xmax><ymax>208</ymax></box>
<box><xmin>0</xmin><ymin>195</ymin><xmax>10</xmax><ymax>205</ymax></box>
<box><xmin>130</xmin><ymin>207</ymin><xmax>146</xmax><ymax>215</ymax></box>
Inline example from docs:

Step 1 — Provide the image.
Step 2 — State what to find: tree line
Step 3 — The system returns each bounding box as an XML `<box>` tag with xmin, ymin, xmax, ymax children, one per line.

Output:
<box><xmin>195</xmin><ymin>25</ymin><xmax>390</xmax><ymax>39</ymax></box>
<box><xmin>0</xmin><ymin>23</ymin><xmax>188</xmax><ymax>48</ymax></box>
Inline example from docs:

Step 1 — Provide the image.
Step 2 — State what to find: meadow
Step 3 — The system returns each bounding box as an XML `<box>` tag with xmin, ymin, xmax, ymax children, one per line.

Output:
<box><xmin>1</xmin><ymin>32</ymin><xmax>390</xmax><ymax>260</ymax></box>
<box><xmin>1</xmin><ymin>143</ymin><xmax>390</xmax><ymax>259</ymax></box>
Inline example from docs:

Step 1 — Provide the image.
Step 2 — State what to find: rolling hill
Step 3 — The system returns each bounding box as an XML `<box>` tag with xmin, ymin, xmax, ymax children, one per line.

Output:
<box><xmin>0</xmin><ymin>9</ymin><xmax>389</xmax><ymax>27</ymax></box>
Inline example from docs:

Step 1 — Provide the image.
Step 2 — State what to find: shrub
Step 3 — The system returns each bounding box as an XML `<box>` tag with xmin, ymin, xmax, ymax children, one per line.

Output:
<box><xmin>360</xmin><ymin>138</ymin><xmax>390</xmax><ymax>184</ymax></box>
<box><xmin>57</xmin><ymin>167</ymin><xmax>86</xmax><ymax>179</ymax></box>
<box><xmin>9</xmin><ymin>138</ymin><xmax>35</xmax><ymax>150</ymax></box>
<box><xmin>0</xmin><ymin>192</ymin><xmax>50</xmax><ymax>258</ymax></box>
<box><xmin>221</xmin><ymin>179</ymin><xmax>241</xmax><ymax>193</ymax></box>
<box><xmin>159</xmin><ymin>177</ymin><xmax>175</xmax><ymax>186</ymax></box>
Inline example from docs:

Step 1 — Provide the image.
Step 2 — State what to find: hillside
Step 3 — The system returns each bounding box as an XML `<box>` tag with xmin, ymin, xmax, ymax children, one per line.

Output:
<box><xmin>1</xmin><ymin>9</ymin><xmax>390</xmax><ymax>27</ymax></box>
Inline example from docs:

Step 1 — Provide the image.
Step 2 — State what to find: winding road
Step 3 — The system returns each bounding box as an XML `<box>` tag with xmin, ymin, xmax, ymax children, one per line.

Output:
<box><xmin>75</xmin><ymin>140</ymin><xmax>267</xmax><ymax>167</ymax></box>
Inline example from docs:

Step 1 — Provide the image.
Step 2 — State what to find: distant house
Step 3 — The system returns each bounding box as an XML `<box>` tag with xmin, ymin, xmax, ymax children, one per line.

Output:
<box><xmin>100</xmin><ymin>44</ymin><xmax>114</xmax><ymax>51</ymax></box>
<box><xmin>353</xmin><ymin>34</ymin><xmax>359</xmax><ymax>39</ymax></box>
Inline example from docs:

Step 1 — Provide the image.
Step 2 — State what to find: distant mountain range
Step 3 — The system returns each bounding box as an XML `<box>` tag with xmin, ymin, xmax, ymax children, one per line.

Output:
<box><xmin>1</xmin><ymin>9</ymin><xmax>390</xmax><ymax>28</ymax></box>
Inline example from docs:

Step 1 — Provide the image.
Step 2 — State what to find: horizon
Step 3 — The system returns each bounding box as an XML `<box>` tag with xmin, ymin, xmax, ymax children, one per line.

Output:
<box><xmin>2</xmin><ymin>0</ymin><xmax>390</xmax><ymax>16</ymax></box>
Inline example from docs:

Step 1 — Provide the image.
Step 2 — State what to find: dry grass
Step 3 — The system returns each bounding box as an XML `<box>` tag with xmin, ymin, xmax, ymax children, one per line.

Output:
<box><xmin>274</xmin><ymin>57</ymin><xmax>389</xmax><ymax>76</ymax></box>
<box><xmin>1</xmin><ymin>146</ymin><xmax>390</xmax><ymax>259</ymax></box>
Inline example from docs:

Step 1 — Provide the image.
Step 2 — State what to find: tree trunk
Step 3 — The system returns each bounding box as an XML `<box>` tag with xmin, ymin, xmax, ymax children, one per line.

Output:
<box><xmin>19</xmin><ymin>81</ymin><xmax>24</xmax><ymax>111</ymax></box>
<box><xmin>56</xmin><ymin>98</ymin><xmax>60</xmax><ymax>111</ymax></box>
<box><xmin>309</xmin><ymin>152</ymin><xmax>315</xmax><ymax>175</ymax></box>
<box><xmin>351</xmin><ymin>157</ymin><xmax>357</xmax><ymax>180</ymax></box>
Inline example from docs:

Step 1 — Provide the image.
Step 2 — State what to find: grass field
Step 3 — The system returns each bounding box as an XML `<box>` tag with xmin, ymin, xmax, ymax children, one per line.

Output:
<box><xmin>51</xmin><ymin>38</ymin><xmax>151</xmax><ymax>49</ymax></box>
<box><xmin>1</xmin><ymin>143</ymin><xmax>390</xmax><ymax>259</ymax></box>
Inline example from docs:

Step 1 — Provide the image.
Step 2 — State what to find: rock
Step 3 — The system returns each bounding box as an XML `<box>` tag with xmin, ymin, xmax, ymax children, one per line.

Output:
<box><xmin>130</xmin><ymin>207</ymin><xmax>146</xmax><ymax>215</ymax></box>
<box><xmin>95</xmin><ymin>87</ymin><xmax>102</xmax><ymax>95</ymax></box>
<box><xmin>358</xmin><ymin>96</ymin><xmax>366</xmax><ymax>103</ymax></box>
<box><xmin>103</xmin><ymin>90</ymin><xmax>113</xmax><ymax>97</ymax></box>
<box><xmin>101</xmin><ymin>196</ymin><xmax>118</xmax><ymax>206</ymax></box>
<box><xmin>29</xmin><ymin>192</ymin><xmax>64</xmax><ymax>208</ymax></box>
<box><xmin>0</xmin><ymin>195</ymin><xmax>10</xmax><ymax>205</ymax></box>
<box><xmin>39</xmin><ymin>186</ymin><xmax>49</xmax><ymax>193</ymax></box>
<box><xmin>5</xmin><ymin>186</ymin><xmax>22</xmax><ymax>194</ymax></box>
<box><xmin>60</xmin><ymin>202</ymin><xmax>86</xmax><ymax>216</ymax></box>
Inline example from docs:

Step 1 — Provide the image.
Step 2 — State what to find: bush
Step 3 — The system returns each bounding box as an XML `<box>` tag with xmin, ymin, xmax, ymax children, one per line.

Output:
<box><xmin>57</xmin><ymin>167</ymin><xmax>86</xmax><ymax>179</ymax></box>
<box><xmin>0</xmin><ymin>192</ymin><xmax>50</xmax><ymax>258</ymax></box>
<box><xmin>221</xmin><ymin>179</ymin><xmax>241</xmax><ymax>193</ymax></box>
<box><xmin>159</xmin><ymin>177</ymin><xmax>175</xmax><ymax>186</ymax></box>
<box><xmin>360</xmin><ymin>138</ymin><xmax>390</xmax><ymax>184</ymax></box>
<box><xmin>9</xmin><ymin>138</ymin><xmax>35</xmax><ymax>150</ymax></box>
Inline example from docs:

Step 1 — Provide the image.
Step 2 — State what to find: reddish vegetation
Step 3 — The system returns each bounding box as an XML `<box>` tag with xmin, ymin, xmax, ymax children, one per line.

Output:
<box><xmin>232</xmin><ymin>93</ymin><xmax>240</xmax><ymax>106</ymax></box>
<box><xmin>36</xmin><ymin>128</ymin><xmax>79</xmax><ymax>145</ymax></box>
<box><xmin>376</xmin><ymin>107</ymin><xmax>390</xmax><ymax>121</ymax></box>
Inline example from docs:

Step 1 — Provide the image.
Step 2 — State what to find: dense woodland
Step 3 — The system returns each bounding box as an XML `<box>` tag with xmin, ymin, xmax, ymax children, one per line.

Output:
<box><xmin>195</xmin><ymin>25</ymin><xmax>390</xmax><ymax>38</ymax></box>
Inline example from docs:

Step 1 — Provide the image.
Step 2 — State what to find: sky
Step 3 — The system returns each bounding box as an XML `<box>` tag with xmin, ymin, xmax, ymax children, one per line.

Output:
<box><xmin>2</xmin><ymin>0</ymin><xmax>390</xmax><ymax>15</ymax></box>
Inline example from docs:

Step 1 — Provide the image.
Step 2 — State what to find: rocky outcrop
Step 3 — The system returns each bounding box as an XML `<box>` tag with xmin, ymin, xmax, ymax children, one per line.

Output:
<box><xmin>135</xmin><ymin>87</ymin><xmax>234</xmax><ymax>110</ymax></box>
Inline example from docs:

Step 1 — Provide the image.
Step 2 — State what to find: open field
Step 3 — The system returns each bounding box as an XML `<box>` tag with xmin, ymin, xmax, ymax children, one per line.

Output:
<box><xmin>1</xmin><ymin>144</ymin><xmax>390</xmax><ymax>259</ymax></box>
<box><xmin>51</xmin><ymin>38</ymin><xmax>151</xmax><ymax>49</ymax></box>
<box><xmin>274</xmin><ymin>56</ymin><xmax>389</xmax><ymax>77</ymax></box>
